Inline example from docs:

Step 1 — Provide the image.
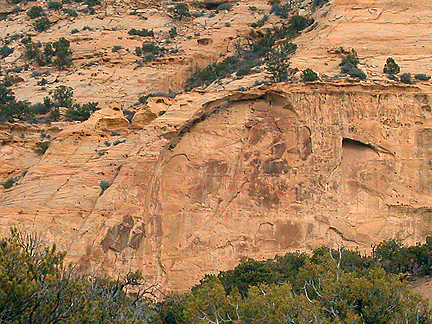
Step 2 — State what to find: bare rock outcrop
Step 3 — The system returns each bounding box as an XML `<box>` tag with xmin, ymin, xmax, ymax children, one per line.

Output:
<box><xmin>1</xmin><ymin>83</ymin><xmax>432</xmax><ymax>293</ymax></box>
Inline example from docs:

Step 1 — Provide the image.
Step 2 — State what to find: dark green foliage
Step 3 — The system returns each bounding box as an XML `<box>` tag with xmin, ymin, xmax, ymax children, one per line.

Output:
<box><xmin>383</xmin><ymin>57</ymin><xmax>400</xmax><ymax>75</ymax></box>
<box><xmin>185</xmin><ymin>56</ymin><xmax>242</xmax><ymax>90</ymax></box>
<box><xmin>251</xmin><ymin>14</ymin><xmax>269</xmax><ymax>28</ymax></box>
<box><xmin>52</xmin><ymin>37</ymin><xmax>72</xmax><ymax>69</ymax></box>
<box><xmin>186</xmin><ymin>23</ymin><xmax>301</xmax><ymax>90</ymax></box>
<box><xmin>47</xmin><ymin>1</ymin><xmax>63</xmax><ymax>10</ymax></box>
<box><xmin>52</xmin><ymin>85</ymin><xmax>74</xmax><ymax>108</ymax></box>
<box><xmin>99</xmin><ymin>180</ymin><xmax>110</xmax><ymax>194</ymax></box>
<box><xmin>112</xmin><ymin>45</ymin><xmax>123</xmax><ymax>52</ymax></box>
<box><xmin>168</xmin><ymin>3</ymin><xmax>191</xmax><ymax>20</ymax></box>
<box><xmin>2</xmin><ymin>176</ymin><xmax>18</xmax><ymax>189</ymax></box>
<box><xmin>128</xmin><ymin>28</ymin><xmax>154</xmax><ymax>37</ymax></box>
<box><xmin>170</xmin><ymin>247</ymin><xmax>431</xmax><ymax>324</ymax></box>
<box><xmin>35</xmin><ymin>141</ymin><xmax>50</xmax><ymax>154</ymax></box>
<box><xmin>270</xmin><ymin>3</ymin><xmax>291</xmax><ymax>19</ymax></box>
<box><xmin>289</xmin><ymin>15</ymin><xmax>313</xmax><ymax>32</ymax></box>
<box><xmin>216</xmin><ymin>3</ymin><xmax>233</xmax><ymax>11</ymax></box>
<box><xmin>217</xmin><ymin>259</ymin><xmax>274</xmax><ymax>296</ymax></box>
<box><xmin>135</xmin><ymin>42</ymin><xmax>168</xmax><ymax>63</ymax></box>
<box><xmin>169</xmin><ymin>27</ymin><xmax>177</xmax><ymax>38</ymax></box>
<box><xmin>65</xmin><ymin>102</ymin><xmax>99</xmax><ymax>121</ymax></box>
<box><xmin>27</xmin><ymin>5</ymin><xmax>45</xmax><ymax>19</ymax></box>
<box><xmin>83</xmin><ymin>0</ymin><xmax>101</xmax><ymax>7</ymax></box>
<box><xmin>0</xmin><ymin>228</ymin><xmax>151</xmax><ymax>323</ymax></box>
<box><xmin>341</xmin><ymin>63</ymin><xmax>366</xmax><ymax>79</ymax></box>
<box><xmin>340</xmin><ymin>49</ymin><xmax>359</xmax><ymax>67</ymax></box>
<box><xmin>400</xmin><ymin>72</ymin><xmax>413</xmax><ymax>84</ymax></box>
<box><xmin>0</xmin><ymin>86</ymin><xmax>33</xmax><ymax>122</ymax></box>
<box><xmin>24</xmin><ymin>37</ymin><xmax>72</xmax><ymax>69</ymax></box>
<box><xmin>312</xmin><ymin>0</ymin><xmax>329</xmax><ymax>8</ymax></box>
<box><xmin>374</xmin><ymin>238</ymin><xmax>432</xmax><ymax>277</ymax></box>
<box><xmin>0</xmin><ymin>46</ymin><xmax>13</xmax><ymax>59</ymax></box>
<box><xmin>62</xmin><ymin>8</ymin><xmax>78</xmax><ymax>17</ymax></box>
<box><xmin>0</xmin><ymin>100</ymin><xmax>32</xmax><ymax>121</ymax></box>
<box><xmin>415</xmin><ymin>74</ymin><xmax>431</xmax><ymax>81</ymax></box>
<box><xmin>22</xmin><ymin>38</ymin><xmax>41</xmax><ymax>61</ymax></box>
<box><xmin>301</xmin><ymin>68</ymin><xmax>319</xmax><ymax>81</ymax></box>
<box><xmin>0</xmin><ymin>86</ymin><xmax>15</xmax><ymax>105</ymax></box>
<box><xmin>135</xmin><ymin>43</ymin><xmax>166</xmax><ymax>57</ymax></box>
<box><xmin>265</xmin><ymin>42</ymin><xmax>297</xmax><ymax>82</ymax></box>
<box><xmin>151</xmin><ymin>294</ymin><xmax>187</xmax><ymax>324</ymax></box>
<box><xmin>339</xmin><ymin>49</ymin><xmax>366</xmax><ymax>79</ymax></box>
<box><xmin>34</xmin><ymin>17</ymin><xmax>50</xmax><ymax>32</ymax></box>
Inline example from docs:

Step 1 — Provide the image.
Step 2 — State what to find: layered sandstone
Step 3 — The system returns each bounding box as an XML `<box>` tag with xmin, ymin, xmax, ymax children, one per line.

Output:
<box><xmin>1</xmin><ymin>0</ymin><xmax>432</xmax><ymax>293</ymax></box>
<box><xmin>2</xmin><ymin>82</ymin><xmax>432</xmax><ymax>292</ymax></box>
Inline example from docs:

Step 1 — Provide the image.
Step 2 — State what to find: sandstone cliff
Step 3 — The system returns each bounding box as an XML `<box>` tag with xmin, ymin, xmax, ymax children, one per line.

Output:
<box><xmin>1</xmin><ymin>0</ymin><xmax>432</xmax><ymax>293</ymax></box>
<box><xmin>2</xmin><ymin>82</ymin><xmax>432</xmax><ymax>292</ymax></box>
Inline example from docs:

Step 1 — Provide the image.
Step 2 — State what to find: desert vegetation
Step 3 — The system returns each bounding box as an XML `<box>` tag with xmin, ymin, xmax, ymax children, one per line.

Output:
<box><xmin>1</xmin><ymin>228</ymin><xmax>431</xmax><ymax>324</ymax></box>
<box><xmin>0</xmin><ymin>84</ymin><xmax>98</xmax><ymax>123</ymax></box>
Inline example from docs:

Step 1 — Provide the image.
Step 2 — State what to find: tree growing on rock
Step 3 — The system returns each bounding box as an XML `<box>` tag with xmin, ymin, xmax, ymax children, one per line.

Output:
<box><xmin>265</xmin><ymin>42</ymin><xmax>297</xmax><ymax>82</ymax></box>
<box><xmin>383</xmin><ymin>57</ymin><xmax>400</xmax><ymax>75</ymax></box>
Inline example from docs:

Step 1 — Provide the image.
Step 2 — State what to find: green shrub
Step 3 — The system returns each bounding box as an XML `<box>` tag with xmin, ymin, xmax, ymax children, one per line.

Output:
<box><xmin>340</xmin><ymin>49</ymin><xmax>359</xmax><ymax>67</ymax></box>
<box><xmin>2</xmin><ymin>176</ymin><xmax>18</xmax><ymax>189</ymax></box>
<box><xmin>186</xmin><ymin>56</ymin><xmax>241</xmax><ymax>90</ymax></box>
<box><xmin>27</xmin><ymin>5</ymin><xmax>44</xmax><ymax>19</ymax></box>
<box><xmin>312</xmin><ymin>0</ymin><xmax>329</xmax><ymax>8</ymax></box>
<box><xmin>99</xmin><ymin>179</ymin><xmax>110</xmax><ymax>194</ymax></box>
<box><xmin>0</xmin><ymin>46</ymin><xmax>13</xmax><ymax>59</ymax></box>
<box><xmin>47</xmin><ymin>1</ymin><xmax>62</xmax><ymax>10</ymax></box>
<box><xmin>216</xmin><ymin>3</ymin><xmax>233</xmax><ymax>11</ymax></box>
<box><xmin>383</xmin><ymin>57</ymin><xmax>400</xmax><ymax>75</ymax></box>
<box><xmin>135</xmin><ymin>43</ymin><xmax>166</xmax><ymax>57</ymax></box>
<box><xmin>51</xmin><ymin>37</ymin><xmax>72</xmax><ymax>69</ymax></box>
<box><xmin>301</xmin><ymin>68</ymin><xmax>319</xmax><ymax>81</ymax></box>
<box><xmin>34</xmin><ymin>17</ymin><xmax>50</xmax><ymax>32</ymax></box>
<box><xmin>265</xmin><ymin>42</ymin><xmax>297</xmax><ymax>82</ymax></box>
<box><xmin>22</xmin><ymin>38</ymin><xmax>41</xmax><ymax>60</ymax></box>
<box><xmin>177</xmin><ymin>248</ymin><xmax>430</xmax><ymax>324</ymax></box>
<box><xmin>112</xmin><ymin>45</ymin><xmax>123</xmax><ymax>52</ymax></box>
<box><xmin>65</xmin><ymin>102</ymin><xmax>99</xmax><ymax>121</ymax></box>
<box><xmin>128</xmin><ymin>28</ymin><xmax>154</xmax><ymax>37</ymax></box>
<box><xmin>270</xmin><ymin>3</ymin><xmax>291</xmax><ymax>19</ymax></box>
<box><xmin>169</xmin><ymin>26</ymin><xmax>177</xmax><ymax>38</ymax></box>
<box><xmin>51</xmin><ymin>86</ymin><xmax>73</xmax><ymax>107</ymax></box>
<box><xmin>0</xmin><ymin>228</ymin><xmax>151</xmax><ymax>323</ymax></box>
<box><xmin>341</xmin><ymin>63</ymin><xmax>366</xmax><ymax>79</ymax></box>
<box><xmin>289</xmin><ymin>15</ymin><xmax>313</xmax><ymax>32</ymax></box>
<box><xmin>84</xmin><ymin>0</ymin><xmax>101</xmax><ymax>7</ymax></box>
<box><xmin>400</xmin><ymin>72</ymin><xmax>413</xmax><ymax>84</ymax></box>
<box><xmin>251</xmin><ymin>14</ymin><xmax>269</xmax><ymax>28</ymax></box>
<box><xmin>415</xmin><ymin>73</ymin><xmax>430</xmax><ymax>81</ymax></box>
<box><xmin>62</xmin><ymin>8</ymin><xmax>78</xmax><ymax>17</ymax></box>
<box><xmin>35</xmin><ymin>141</ymin><xmax>50</xmax><ymax>154</ymax></box>
<box><xmin>168</xmin><ymin>3</ymin><xmax>191</xmax><ymax>20</ymax></box>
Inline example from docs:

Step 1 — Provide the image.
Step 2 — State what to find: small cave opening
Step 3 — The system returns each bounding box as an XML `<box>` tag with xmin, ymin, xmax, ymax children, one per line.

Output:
<box><xmin>342</xmin><ymin>137</ymin><xmax>379</xmax><ymax>162</ymax></box>
<box><xmin>342</xmin><ymin>138</ymin><xmax>376</xmax><ymax>151</ymax></box>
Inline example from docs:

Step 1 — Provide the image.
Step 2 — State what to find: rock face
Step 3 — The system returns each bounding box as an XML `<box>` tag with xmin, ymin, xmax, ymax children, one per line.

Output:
<box><xmin>2</xmin><ymin>0</ymin><xmax>432</xmax><ymax>294</ymax></box>
<box><xmin>2</xmin><ymin>83</ymin><xmax>432</xmax><ymax>292</ymax></box>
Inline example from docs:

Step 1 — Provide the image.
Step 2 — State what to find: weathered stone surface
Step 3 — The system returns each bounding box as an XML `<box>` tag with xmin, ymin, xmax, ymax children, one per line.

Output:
<box><xmin>1</xmin><ymin>83</ymin><xmax>432</xmax><ymax>293</ymax></box>
<box><xmin>2</xmin><ymin>0</ymin><xmax>432</xmax><ymax>297</ymax></box>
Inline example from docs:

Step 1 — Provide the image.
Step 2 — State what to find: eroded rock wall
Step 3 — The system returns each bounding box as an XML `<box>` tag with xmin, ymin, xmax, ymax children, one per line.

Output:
<box><xmin>1</xmin><ymin>83</ymin><xmax>432</xmax><ymax>291</ymax></box>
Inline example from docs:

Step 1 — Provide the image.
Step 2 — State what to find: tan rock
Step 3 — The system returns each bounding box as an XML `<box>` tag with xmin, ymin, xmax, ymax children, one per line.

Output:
<box><xmin>1</xmin><ymin>83</ymin><xmax>432</xmax><ymax>294</ymax></box>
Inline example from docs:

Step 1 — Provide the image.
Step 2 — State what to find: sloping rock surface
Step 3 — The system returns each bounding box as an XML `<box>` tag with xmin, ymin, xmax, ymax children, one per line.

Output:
<box><xmin>2</xmin><ymin>83</ymin><xmax>432</xmax><ymax>292</ymax></box>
